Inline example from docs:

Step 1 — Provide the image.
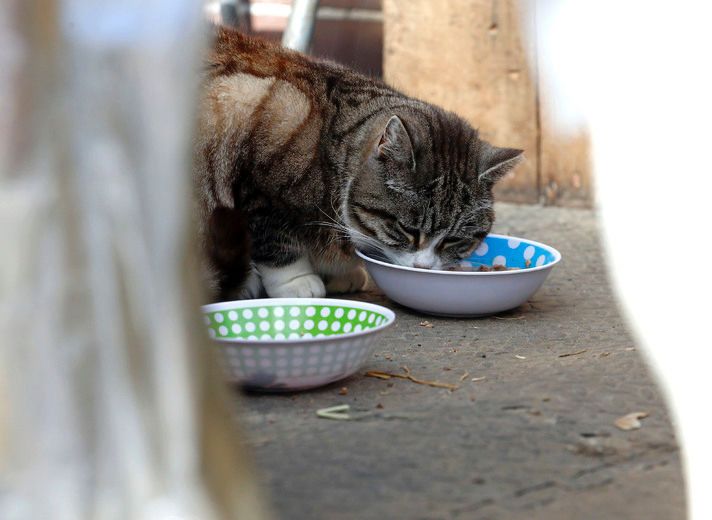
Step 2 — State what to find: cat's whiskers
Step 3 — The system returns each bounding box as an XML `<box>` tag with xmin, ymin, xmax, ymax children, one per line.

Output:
<box><xmin>329</xmin><ymin>194</ymin><xmax>346</xmax><ymax>227</ymax></box>
<box><xmin>326</xmin><ymin>197</ymin><xmax>399</xmax><ymax>264</ymax></box>
<box><xmin>308</xmin><ymin>217</ymin><xmax>394</xmax><ymax>263</ymax></box>
<box><xmin>303</xmin><ymin>218</ymin><xmax>356</xmax><ymax>258</ymax></box>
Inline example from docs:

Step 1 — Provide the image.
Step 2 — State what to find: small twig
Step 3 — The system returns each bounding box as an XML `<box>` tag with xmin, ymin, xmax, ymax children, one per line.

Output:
<box><xmin>365</xmin><ymin>367</ymin><xmax>459</xmax><ymax>391</ymax></box>
<box><xmin>558</xmin><ymin>349</ymin><xmax>588</xmax><ymax>358</ymax></box>
<box><xmin>514</xmin><ymin>355</ymin><xmax>527</xmax><ymax>360</ymax></box>
<box><xmin>471</xmin><ymin>376</ymin><xmax>486</xmax><ymax>382</ymax></box>
<box><xmin>460</xmin><ymin>371</ymin><xmax>470</xmax><ymax>381</ymax></box>
<box><xmin>365</xmin><ymin>371</ymin><xmax>395</xmax><ymax>380</ymax></box>
<box><xmin>494</xmin><ymin>315</ymin><xmax>525</xmax><ymax>320</ymax></box>
<box><xmin>402</xmin><ymin>366</ymin><xmax>459</xmax><ymax>390</ymax></box>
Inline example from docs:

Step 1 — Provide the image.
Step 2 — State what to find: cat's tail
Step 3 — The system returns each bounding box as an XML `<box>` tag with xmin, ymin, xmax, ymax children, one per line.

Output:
<box><xmin>205</xmin><ymin>206</ymin><xmax>254</xmax><ymax>302</ymax></box>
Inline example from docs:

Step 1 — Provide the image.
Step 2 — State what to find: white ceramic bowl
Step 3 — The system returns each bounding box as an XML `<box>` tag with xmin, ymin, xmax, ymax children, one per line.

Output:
<box><xmin>357</xmin><ymin>233</ymin><xmax>562</xmax><ymax>317</ymax></box>
<box><xmin>202</xmin><ymin>298</ymin><xmax>395</xmax><ymax>391</ymax></box>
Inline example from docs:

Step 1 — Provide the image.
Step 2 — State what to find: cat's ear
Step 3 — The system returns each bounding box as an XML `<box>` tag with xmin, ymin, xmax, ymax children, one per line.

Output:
<box><xmin>374</xmin><ymin>115</ymin><xmax>415</xmax><ymax>170</ymax></box>
<box><xmin>478</xmin><ymin>142</ymin><xmax>524</xmax><ymax>184</ymax></box>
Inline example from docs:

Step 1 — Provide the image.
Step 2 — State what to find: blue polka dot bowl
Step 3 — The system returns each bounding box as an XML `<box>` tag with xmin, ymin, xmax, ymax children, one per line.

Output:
<box><xmin>357</xmin><ymin>234</ymin><xmax>561</xmax><ymax>317</ymax></box>
<box><xmin>202</xmin><ymin>298</ymin><xmax>395</xmax><ymax>391</ymax></box>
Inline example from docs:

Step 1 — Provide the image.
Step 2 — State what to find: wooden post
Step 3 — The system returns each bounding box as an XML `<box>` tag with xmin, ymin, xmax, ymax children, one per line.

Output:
<box><xmin>383</xmin><ymin>0</ymin><xmax>592</xmax><ymax>207</ymax></box>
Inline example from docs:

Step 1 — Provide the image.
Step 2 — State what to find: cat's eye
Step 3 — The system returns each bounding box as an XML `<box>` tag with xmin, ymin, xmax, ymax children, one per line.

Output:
<box><xmin>440</xmin><ymin>237</ymin><xmax>465</xmax><ymax>249</ymax></box>
<box><xmin>395</xmin><ymin>222</ymin><xmax>419</xmax><ymax>244</ymax></box>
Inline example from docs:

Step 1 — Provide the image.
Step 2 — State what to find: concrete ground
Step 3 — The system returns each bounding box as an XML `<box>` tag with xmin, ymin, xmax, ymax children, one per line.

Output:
<box><xmin>235</xmin><ymin>203</ymin><xmax>686</xmax><ymax>520</ymax></box>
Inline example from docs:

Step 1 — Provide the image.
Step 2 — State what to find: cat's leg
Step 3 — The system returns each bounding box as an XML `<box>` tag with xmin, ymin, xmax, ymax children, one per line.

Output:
<box><xmin>216</xmin><ymin>263</ymin><xmax>263</xmax><ymax>301</ymax></box>
<box><xmin>203</xmin><ymin>206</ymin><xmax>255</xmax><ymax>302</ymax></box>
<box><xmin>325</xmin><ymin>265</ymin><xmax>368</xmax><ymax>294</ymax></box>
<box><xmin>312</xmin><ymin>254</ymin><xmax>369</xmax><ymax>294</ymax></box>
<box><xmin>257</xmin><ymin>257</ymin><xmax>326</xmax><ymax>298</ymax></box>
<box><xmin>249</xmin><ymin>210</ymin><xmax>325</xmax><ymax>298</ymax></box>
<box><xmin>237</xmin><ymin>264</ymin><xmax>264</xmax><ymax>299</ymax></box>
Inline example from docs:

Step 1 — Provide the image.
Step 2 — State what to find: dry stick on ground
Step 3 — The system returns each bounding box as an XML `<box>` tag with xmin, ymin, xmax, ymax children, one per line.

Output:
<box><xmin>365</xmin><ymin>371</ymin><xmax>392</xmax><ymax>380</ymax></box>
<box><xmin>558</xmin><ymin>349</ymin><xmax>588</xmax><ymax>358</ymax></box>
<box><xmin>365</xmin><ymin>366</ymin><xmax>459</xmax><ymax>391</ymax></box>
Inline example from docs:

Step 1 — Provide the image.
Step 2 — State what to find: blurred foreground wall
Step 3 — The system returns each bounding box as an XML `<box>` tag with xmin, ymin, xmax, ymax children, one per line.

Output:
<box><xmin>0</xmin><ymin>1</ymin><xmax>268</xmax><ymax>518</ymax></box>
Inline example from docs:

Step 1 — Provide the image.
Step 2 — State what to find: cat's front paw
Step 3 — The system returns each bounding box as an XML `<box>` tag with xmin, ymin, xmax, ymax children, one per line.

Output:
<box><xmin>326</xmin><ymin>266</ymin><xmax>369</xmax><ymax>294</ymax></box>
<box><xmin>266</xmin><ymin>273</ymin><xmax>326</xmax><ymax>298</ymax></box>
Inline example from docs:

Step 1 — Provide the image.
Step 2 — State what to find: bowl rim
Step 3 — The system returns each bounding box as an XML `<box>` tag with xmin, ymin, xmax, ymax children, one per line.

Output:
<box><xmin>356</xmin><ymin>233</ymin><xmax>562</xmax><ymax>276</ymax></box>
<box><xmin>202</xmin><ymin>297</ymin><xmax>396</xmax><ymax>345</ymax></box>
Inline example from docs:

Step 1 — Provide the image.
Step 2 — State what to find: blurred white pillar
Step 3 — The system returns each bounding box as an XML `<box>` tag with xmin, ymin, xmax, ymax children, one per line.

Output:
<box><xmin>0</xmin><ymin>1</ymin><xmax>269</xmax><ymax>519</ymax></box>
<box><xmin>534</xmin><ymin>1</ymin><xmax>712</xmax><ymax>518</ymax></box>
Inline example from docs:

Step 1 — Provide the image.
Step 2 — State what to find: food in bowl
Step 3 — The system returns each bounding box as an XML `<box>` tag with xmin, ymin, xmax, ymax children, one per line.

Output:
<box><xmin>447</xmin><ymin>264</ymin><xmax>520</xmax><ymax>272</ymax></box>
<box><xmin>202</xmin><ymin>298</ymin><xmax>395</xmax><ymax>391</ymax></box>
<box><xmin>357</xmin><ymin>233</ymin><xmax>561</xmax><ymax>317</ymax></box>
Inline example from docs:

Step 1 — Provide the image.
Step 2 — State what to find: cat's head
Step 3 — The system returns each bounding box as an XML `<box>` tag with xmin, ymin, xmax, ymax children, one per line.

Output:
<box><xmin>344</xmin><ymin>112</ymin><xmax>522</xmax><ymax>270</ymax></box>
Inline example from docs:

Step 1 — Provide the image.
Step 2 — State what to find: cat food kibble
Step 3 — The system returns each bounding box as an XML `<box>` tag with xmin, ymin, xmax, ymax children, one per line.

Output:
<box><xmin>445</xmin><ymin>264</ymin><xmax>520</xmax><ymax>272</ymax></box>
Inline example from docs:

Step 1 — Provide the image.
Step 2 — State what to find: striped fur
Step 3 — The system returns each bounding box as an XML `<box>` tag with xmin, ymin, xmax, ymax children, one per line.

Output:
<box><xmin>194</xmin><ymin>27</ymin><xmax>523</xmax><ymax>300</ymax></box>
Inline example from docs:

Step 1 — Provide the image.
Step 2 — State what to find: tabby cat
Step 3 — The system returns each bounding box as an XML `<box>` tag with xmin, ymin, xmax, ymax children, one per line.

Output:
<box><xmin>194</xmin><ymin>26</ymin><xmax>523</xmax><ymax>301</ymax></box>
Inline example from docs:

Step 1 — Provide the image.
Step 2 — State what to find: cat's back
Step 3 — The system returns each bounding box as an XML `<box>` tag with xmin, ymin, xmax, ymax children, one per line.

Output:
<box><xmin>195</xmin><ymin>27</ymin><xmax>354</xmax><ymax>212</ymax></box>
<box><xmin>207</xmin><ymin>26</ymin><xmax>319</xmax><ymax>81</ymax></box>
<box><xmin>199</xmin><ymin>28</ymin><xmax>318</xmax><ymax>144</ymax></box>
<box><xmin>199</xmin><ymin>26</ymin><xmax>388</xmax><ymax>139</ymax></box>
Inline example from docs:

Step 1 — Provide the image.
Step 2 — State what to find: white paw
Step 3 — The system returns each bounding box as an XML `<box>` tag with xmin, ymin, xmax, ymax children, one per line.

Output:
<box><xmin>326</xmin><ymin>266</ymin><xmax>369</xmax><ymax>294</ymax></box>
<box><xmin>266</xmin><ymin>273</ymin><xmax>326</xmax><ymax>298</ymax></box>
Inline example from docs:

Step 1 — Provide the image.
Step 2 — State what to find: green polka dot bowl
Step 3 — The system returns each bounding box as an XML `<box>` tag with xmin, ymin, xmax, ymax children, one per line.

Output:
<box><xmin>202</xmin><ymin>298</ymin><xmax>396</xmax><ymax>392</ymax></box>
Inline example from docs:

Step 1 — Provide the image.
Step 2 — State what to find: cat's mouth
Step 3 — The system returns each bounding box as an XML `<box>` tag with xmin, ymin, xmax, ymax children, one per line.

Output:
<box><xmin>347</xmin><ymin>222</ymin><xmax>451</xmax><ymax>269</ymax></box>
<box><xmin>356</xmin><ymin>243</ymin><xmax>458</xmax><ymax>271</ymax></box>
